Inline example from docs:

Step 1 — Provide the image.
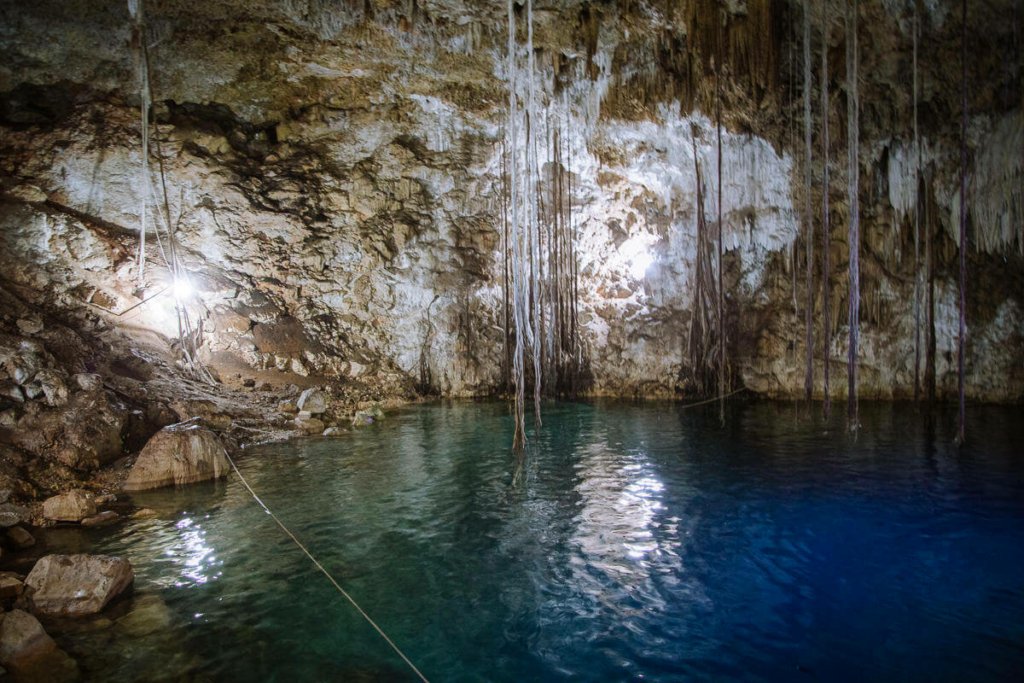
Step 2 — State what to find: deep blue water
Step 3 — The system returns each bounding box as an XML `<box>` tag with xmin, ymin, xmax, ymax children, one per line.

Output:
<box><xmin>41</xmin><ymin>400</ymin><xmax>1024</xmax><ymax>681</ymax></box>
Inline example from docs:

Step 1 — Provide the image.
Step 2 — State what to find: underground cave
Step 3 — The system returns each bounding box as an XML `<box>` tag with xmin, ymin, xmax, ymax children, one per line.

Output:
<box><xmin>0</xmin><ymin>0</ymin><xmax>1022</xmax><ymax>681</ymax></box>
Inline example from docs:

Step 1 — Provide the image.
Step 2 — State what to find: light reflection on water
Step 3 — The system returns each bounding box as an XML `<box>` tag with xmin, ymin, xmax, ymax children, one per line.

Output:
<box><xmin>31</xmin><ymin>400</ymin><xmax>1024</xmax><ymax>682</ymax></box>
<box><xmin>168</xmin><ymin>516</ymin><xmax>221</xmax><ymax>588</ymax></box>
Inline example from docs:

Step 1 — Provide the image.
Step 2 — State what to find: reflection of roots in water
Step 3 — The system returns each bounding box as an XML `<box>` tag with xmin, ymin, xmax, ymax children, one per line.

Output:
<box><xmin>511</xmin><ymin>450</ymin><xmax>527</xmax><ymax>489</ymax></box>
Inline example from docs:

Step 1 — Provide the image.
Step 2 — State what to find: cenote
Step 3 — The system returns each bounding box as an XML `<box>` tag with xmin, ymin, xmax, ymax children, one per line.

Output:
<box><xmin>33</xmin><ymin>400</ymin><xmax>1024</xmax><ymax>682</ymax></box>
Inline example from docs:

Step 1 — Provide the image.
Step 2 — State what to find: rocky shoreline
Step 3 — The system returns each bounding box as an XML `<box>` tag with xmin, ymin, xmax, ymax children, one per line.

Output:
<box><xmin>0</xmin><ymin>289</ymin><xmax>409</xmax><ymax>680</ymax></box>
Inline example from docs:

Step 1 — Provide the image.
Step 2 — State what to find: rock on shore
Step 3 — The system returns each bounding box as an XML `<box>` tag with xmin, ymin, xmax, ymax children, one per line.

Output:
<box><xmin>123</xmin><ymin>420</ymin><xmax>230</xmax><ymax>491</ymax></box>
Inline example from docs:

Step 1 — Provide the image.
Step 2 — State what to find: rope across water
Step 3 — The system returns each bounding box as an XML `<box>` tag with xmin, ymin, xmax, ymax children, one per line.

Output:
<box><xmin>222</xmin><ymin>452</ymin><xmax>430</xmax><ymax>683</ymax></box>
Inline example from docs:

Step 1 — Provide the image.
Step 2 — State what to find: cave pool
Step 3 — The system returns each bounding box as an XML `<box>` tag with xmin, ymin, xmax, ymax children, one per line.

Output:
<box><xmin>36</xmin><ymin>400</ymin><xmax>1024</xmax><ymax>682</ymax></box>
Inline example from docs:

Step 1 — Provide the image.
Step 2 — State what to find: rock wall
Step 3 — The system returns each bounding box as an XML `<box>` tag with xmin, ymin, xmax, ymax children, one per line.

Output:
<box><xmin>0</xmin><ymin>0</ymin><xmax>1021</xmax><ymax>404</ymax></box>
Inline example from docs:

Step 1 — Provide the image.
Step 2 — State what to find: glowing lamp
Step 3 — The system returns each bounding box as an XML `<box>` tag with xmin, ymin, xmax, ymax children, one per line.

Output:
<box><xmin>172</xmin><ymin>277</ymin><xmax>194</xmax><ymax>301</ymax></box>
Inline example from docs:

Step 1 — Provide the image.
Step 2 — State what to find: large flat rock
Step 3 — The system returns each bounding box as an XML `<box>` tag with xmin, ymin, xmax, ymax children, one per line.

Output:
<box><xmin>24</xmin><ymin>554</ymin><xmax>133</xmax><ymax>617</ymax></box>
<box><xmin>123</xmin><ymin>420</ymin><xmax>230</xmax><ymax>492</ymax></box>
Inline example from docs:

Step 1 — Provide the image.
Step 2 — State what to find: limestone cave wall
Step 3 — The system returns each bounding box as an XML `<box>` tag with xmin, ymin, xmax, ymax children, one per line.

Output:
<box><xmin>1</xmin><ymin>0</ymin><xmax>1021</xmax><ymax>406</ymax></box>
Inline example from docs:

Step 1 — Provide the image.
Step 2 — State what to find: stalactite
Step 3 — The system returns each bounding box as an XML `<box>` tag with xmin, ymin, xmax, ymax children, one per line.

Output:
<box><xmin>957</xmin><ymin>0</ymin><xmax>968</xmax><ymax>443</ymax></box>
<box><xmin>821</xmin><ymin>0</ymin><xmax>832</xmax><ymax>419</ymax></box>
<box><xmin>846</xmin><ymin>0</ymin><xmax>860</xmax><ymax>430</ymax></box>
<box><xmin>803</xmin><ymin>1</ymin><xmax>814</xmax><ymax>403</ymax></box>
<box><xmin>913</xmin><ymin>1</ymin><xmax>922</xmax><ymax>402</ymax></box>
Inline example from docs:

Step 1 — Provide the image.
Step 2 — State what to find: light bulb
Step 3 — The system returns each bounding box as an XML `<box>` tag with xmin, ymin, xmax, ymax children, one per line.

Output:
<box><xmin>172</xmin><ymin>278</ymin><xmax>194</xmax><ymax>301</ymax></box>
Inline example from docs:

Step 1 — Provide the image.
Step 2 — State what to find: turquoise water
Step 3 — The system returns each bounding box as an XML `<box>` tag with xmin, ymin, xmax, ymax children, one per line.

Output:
<box><xmin>40</xmin><ymin>401</ymin><xmax>1024</xmax><ymax>681</ymax></box>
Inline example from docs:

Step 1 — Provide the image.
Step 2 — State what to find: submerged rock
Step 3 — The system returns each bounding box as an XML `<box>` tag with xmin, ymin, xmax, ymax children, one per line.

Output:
<box><xmin>0</xmin><ymin>609</ymin><xmax>78</xmax><ymax>681</ymax></box>
<box><xmin>115</xmin><ymin>594</ymin><xmax>173</xmax><ymax>638</ymax></box>
<box><xmin>352</xmin><ymin>405</ymin><xmax>384</xmax><ymax>426</ymax></box>
<box><xmin>42</xmin><ymin>490</ymin><xmax>96</xmax><ymax>523</ymax></box>
<box><xmin>23</xmin><ymin>554</ymin><xmax>133</xmax><ymax>617</ymax></box>
<box><xmin>123</xmin><ymin>420</ymin><xmax>230</xmax><ymax>491</ymax></box>
<box><xmin>5</xmin><ymin>526</ymin><xmax>34</xmax><ymax>549</ymax></box>
<box><xmin>81</xmin><ymin>511</ymin><xmax>119</xmax><ymax>528</ymax></box>
<box><xmin>294</xmin><ymin>413</ymin><xmax>325</xmax><ymax>434</ymax></box>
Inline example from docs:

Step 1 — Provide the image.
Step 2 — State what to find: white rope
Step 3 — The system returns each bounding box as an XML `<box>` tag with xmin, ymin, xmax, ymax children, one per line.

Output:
<box><xmin>222</xmin><ymin>452</ymin><xmax>430</xmax><ymax>683</ymax></box>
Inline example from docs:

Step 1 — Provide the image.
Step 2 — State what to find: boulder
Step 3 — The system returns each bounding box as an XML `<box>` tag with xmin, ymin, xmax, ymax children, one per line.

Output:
<box><xmin>123</xmin><ymin>420</ymin><xmax>230</xmax><ymax>491</ymax></box>
<box><xmin>0</xmin><ymin>572</ymin><xmax>24</xmax><ymax>599</ymax></box>
<box><xmin>296</xmin><ymin>387</ymin><xmax>328</xmax><ymax>414</ymax></box>
<box><xmin>9</xmin><ymin>390</ymin><xmax>126</xmax><ymax>470</ymax></box>
<box><xmin>0</xmin><ymin>609</ymin><xmax>78</xmax><ymax>681</ymax></box>
<box><xmin>0</xmin><ymin>505</ymin><xmax>27</xmax><ymax>529</ymax></box>
<box><xmin>42</xmin><ymin>490</ymin><xmax>96</xmax><ymax>523</ymax></box>
<box><xmin>5</xmin><ymin>526</ymin><xmax>34</xmax><ymax>549</ymax></box>
<box><xmin>24</xmin><ymin>554</ymin><xmax>134</xmax><ymax>617</ymax></box>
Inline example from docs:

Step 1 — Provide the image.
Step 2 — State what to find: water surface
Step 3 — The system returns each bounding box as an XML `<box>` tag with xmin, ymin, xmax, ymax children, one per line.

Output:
<box><xmin>41</xmin><ymin>401</ymin><xmax>1024</xmax><ymax>681</ymax></box>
